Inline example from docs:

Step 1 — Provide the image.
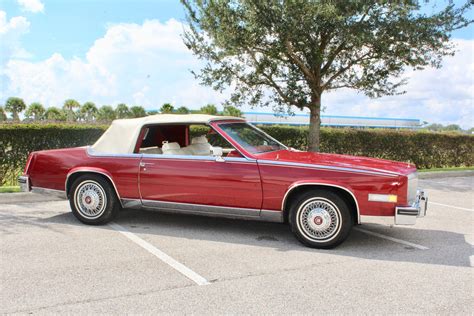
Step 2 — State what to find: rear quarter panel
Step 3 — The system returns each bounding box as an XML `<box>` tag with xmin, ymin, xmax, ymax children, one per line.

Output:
<box><xmin>28</xmin><ymin>147</ymin><xmax>141</xmax><ymax>199</ymax></box>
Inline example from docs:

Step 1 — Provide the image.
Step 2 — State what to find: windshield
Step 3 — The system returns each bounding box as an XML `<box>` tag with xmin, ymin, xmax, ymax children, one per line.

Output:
<box><xmin>218</xmin><ymin>122</ymin><xmax>287</xmax><ymax>154</ymax></box>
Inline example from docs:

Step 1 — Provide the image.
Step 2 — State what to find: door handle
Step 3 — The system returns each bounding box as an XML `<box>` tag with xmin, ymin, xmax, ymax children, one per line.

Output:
<box><xmin>140</xmin><ymin>162</ymin><xmax>155</xmax><ymax>168</ymax></box>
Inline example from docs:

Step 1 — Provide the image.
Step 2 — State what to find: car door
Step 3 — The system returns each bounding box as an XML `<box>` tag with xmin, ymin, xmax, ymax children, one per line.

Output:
<box><xmin>138</xmin><ymin>155</ymin><xmax>263</xmax><ymax>216</ymax></box>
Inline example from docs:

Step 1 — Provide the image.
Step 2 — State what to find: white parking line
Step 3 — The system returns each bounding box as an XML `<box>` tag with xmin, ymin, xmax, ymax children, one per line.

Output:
<box><xmin>109</xmin><ymin>222</ymin><xmax>210</xmax><ymax>286</ymax></box>
<box><xmin>354</xmin><ymin>227</ymin><xmax>429</xmax><ymax>250</ymax></box>
<box><xmin>429</xmin><ymin>201</ymin><xmax>473</xmax><ymax>212</ymax></box>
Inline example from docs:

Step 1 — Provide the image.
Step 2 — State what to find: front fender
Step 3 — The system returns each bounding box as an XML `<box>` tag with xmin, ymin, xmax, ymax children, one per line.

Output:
<box><xmin>281</xmin><ymin>179</ymin><xmax>360</xmax><ymax>223</ymax></box>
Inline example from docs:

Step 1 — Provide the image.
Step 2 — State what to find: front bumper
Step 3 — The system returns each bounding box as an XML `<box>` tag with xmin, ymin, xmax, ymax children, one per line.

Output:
<box><xmin>18</xmin><ymin>175</ymin><xmax>30</xmax><ymax>192</ymax></box>
<box><xmin>395</xmin><ymin>189</ymin><xmax>428</xmax><ymax>225</ymax></box>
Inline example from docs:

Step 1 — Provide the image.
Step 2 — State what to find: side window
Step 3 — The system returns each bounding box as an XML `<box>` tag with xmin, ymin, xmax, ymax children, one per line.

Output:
<box><xmin>138</xmin><ymin>125</ymin><xmax>187</xmax><ymax>155</ymax></box>
<box><xmin>188</xmin><ymin>125</ymin><xmax>243</xmax><ymax>158</ymax></box>
<box><xmin>137</xmin><ymin>123</ymin><xmax>243</xmax><ymax>158</ymax></box>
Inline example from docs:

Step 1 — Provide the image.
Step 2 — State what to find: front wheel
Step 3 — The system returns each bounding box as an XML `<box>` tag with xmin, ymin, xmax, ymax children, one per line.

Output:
<box><xmin>69</xmin><ymin>174</ymin><xmax>120</xmax><ymax>225</ymax></box>
<box><xmin>289</xmin><ymin>190</ymin><xmax>353</xmax><ymax>249</ymax></box>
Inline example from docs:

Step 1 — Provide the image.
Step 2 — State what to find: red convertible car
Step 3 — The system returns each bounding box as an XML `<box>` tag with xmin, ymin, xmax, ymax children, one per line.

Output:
<box><xmin>19</xmin><ymin>114</ymin><xmax>427</xmax><ymax>248</ymax></box>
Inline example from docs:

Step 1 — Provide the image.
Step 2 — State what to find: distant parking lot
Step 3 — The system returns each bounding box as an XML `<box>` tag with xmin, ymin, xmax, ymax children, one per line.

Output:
<box><xmin>1</xmin><ymin>176</ymin><xmax>473</xmax><ymax>314</ymax></box>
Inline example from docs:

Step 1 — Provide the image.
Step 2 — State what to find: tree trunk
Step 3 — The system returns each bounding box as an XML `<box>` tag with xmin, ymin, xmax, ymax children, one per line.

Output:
<box><xmin>307</xmin><ymin>95</ymin><xmax>321</xmax><ymax>152</ymax></box>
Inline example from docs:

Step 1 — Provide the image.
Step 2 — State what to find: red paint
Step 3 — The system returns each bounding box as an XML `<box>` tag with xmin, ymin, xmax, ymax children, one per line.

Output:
<box><xmin>24</xmin><ymin>119</ymin><xmax>418</xmax><ymax>219</ymax></box>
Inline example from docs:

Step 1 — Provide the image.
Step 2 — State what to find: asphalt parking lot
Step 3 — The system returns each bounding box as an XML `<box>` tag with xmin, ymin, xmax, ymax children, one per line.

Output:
<box><xmin>1</xmin><ymin>175</ymin><xmax>473</xmax><ymax>314</ymax></box>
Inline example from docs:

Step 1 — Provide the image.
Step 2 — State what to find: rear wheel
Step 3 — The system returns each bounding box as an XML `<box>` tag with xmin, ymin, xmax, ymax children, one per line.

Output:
<box><xmin>289</xmin><ymin>190</ymin><xmax>353</xmax><ymax>249</ymax></box>
<box><xmin>69</xmin><ymin>174</ymin><xmax>120</xmax><ymax>225</ymax></box>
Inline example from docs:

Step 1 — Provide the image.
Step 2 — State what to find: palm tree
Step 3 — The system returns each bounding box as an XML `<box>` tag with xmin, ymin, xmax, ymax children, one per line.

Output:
<box><xmin>25</xmin><ymin>102</ymin><xmax>46</xmax><ymax>120</ymax></box>
<box><xmin>222</xmin><ymin>105</ymin><xmax>242</xmax><ymax>117</ymax></box>
<box><xmin>176</xmin><ymin>106</ymin><xmax>190</xmax><ymax>114</ymax></box>
<box><xmin>5</xmin><ymin>97</ymin><xmax>26</xmax><ymax>121</ymax></box>
<box><xmin>115</xmin><ymin>103</ymin><xmax>131</xmax><ymax>119</ymax></box>
<box><xmin>45</xmin><ymin>107</ymin><xmax>67</xmax><ymax>121</ymax></box>
<box><xmin>81</xmin><ymin>102</ymin><xmax>98</xmax><ymax>122</ymax></box>
<box><xmin>63</xmin><ymin>99</ymin><xmax>81</xmax><ymax>122</ymax></box>
<box><xmin>130</xmin><ymin>106</ymin><xmax>147</xmax><ymax>118</ymax></box>
<box><xmin>200</xmin><ymin>104</ymin><xmax>218</xmax><ymax>115</ymax></box>
<box><xmin>0</xmin><ymin>106</ymin><xmax>7</xmax><ymax>121</ymax></box>
<box><xmin>97</xmin><ymin>105</ymin><xmax>116</xmax><ymax>122</ymax></box>
<box><xmin>160</xmin><ymin>103</ymin><xmax>174</xmax><ymax>113</ymax></box>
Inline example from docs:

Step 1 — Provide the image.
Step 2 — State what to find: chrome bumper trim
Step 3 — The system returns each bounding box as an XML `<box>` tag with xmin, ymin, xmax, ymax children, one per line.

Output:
<box><xmin>31</xmin><ymin>187</ymin><xmax>67</xmax><ymax>199</ymax></box>
<box><xmin>18</xmin><ymin>176</ymin><xmax>30</xmax><ymax>192</ymax></box>
<box><xmin>395</xmin><ymin>189</ymin><xmax>428</xmax><ymax>225</ymax></box>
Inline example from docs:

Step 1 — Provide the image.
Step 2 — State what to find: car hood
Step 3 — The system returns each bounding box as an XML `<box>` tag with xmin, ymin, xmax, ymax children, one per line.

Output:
<box><xmin>256</xmin><ymin>150</ymin><xmax>416</xmax><ymax>176</ymax></box>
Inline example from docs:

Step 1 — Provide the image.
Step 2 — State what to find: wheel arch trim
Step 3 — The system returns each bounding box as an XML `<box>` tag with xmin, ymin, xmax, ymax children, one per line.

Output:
<box><xmin>281</xmin><ymin>182</ymin><xmax>360</xmax><ymax>224</ymax></box>
<box><xmin>65</xmin><ymin>168</ymin><xmax>123</xmax><ymax>208</ymax></box>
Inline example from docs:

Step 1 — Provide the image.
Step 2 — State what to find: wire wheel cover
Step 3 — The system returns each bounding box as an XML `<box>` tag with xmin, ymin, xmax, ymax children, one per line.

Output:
<box><xmin>74</xmin><ymin>181</ymin><xmax>107</xmax><ymax>219</ymax></box>
<box><xmin>298</xmin><ymin>198</ymin><xmax>341</xmax><ymax>241</ymax></box>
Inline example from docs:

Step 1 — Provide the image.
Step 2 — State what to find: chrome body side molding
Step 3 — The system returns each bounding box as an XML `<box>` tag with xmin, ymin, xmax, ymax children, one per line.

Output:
<box><xmin>86</xmin><ymin>147</ymin><xmax>257</xmax><ymax>163</ymax></box>
<box><xmin>121</xmin><ymin>198</ymin><xmax>284</xmax><ymax>223</ymax></box>
<box><xmin>281</xmin><ymin>182</ymin><xmax>361</xmax><ymax>224</ymax></box>
<box><xmin>31</xmin><ymin>187</ymin><xmax>67</xmax><ymax>199</ymax></box>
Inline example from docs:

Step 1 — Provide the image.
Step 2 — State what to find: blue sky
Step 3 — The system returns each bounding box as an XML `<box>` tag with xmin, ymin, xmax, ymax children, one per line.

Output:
<box><xmin>1</xmin><ymin>0</ymin><xmax>473</xmax><ymax>127</ymax></box>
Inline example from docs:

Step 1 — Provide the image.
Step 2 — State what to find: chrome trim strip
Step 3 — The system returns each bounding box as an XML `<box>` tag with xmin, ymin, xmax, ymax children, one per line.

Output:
<box><xmin>122</xmin><ymin>198</ymin><xmax>142</xmax><ymax>209</ymax></box>
<box><xmin>258</xmin><ymin>159</ymin><xmax>400</xmax><ymax>177</ymax></box>
<box><xmin>86</xmin><ymin>147</ymin><xmax>141</xmax><ymax>158</ymax></box>
<box><xmin>65</xmin><ymin>170</ymin><xmax>124</xmax><ymax>208</ymax></box>
<box><xmin>142</xmin><ymin>199</ymin><xmax>261</xmax><ymax>217</ymax></box>
<box><xmin>31</xmin><ymin>187</ymin><xmax>67</xmax><ymax>199</ymax></box>
<box><xmin>121</xmin><ymin>198</ymin><xmax>284</xmax><ymax>223</ymax></box>
<box><xmin>260</xmin><ymin>209</ymin><xmax>284</xmax><ymax>222</ymax></box>
<box><xmin>87</xmin><ymin>146</ymin><xmax>256</xmax><ymax>163</ymax></box>
<box><xmin>281</xmin><ymin>183</ymin><xmax>361</xmax><ymax>224</ymax></box>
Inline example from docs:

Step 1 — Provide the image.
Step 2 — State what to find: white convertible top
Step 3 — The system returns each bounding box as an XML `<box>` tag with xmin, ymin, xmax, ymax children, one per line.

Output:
<box><xmin>91</xmin><ymin>114</ymin><xmax>243</xmax><ymax>154</ymax></box>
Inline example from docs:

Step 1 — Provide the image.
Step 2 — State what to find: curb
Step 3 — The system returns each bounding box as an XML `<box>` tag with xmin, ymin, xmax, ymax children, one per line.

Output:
<box><xmin>418</xmin><ymin>170</ymin><xmax>474</xmax><ymax>179</ymax></box>
<box><xmin>0</xmin><ymin>192</ymin><xmax>65</xmax><ymax>204</ymax></box>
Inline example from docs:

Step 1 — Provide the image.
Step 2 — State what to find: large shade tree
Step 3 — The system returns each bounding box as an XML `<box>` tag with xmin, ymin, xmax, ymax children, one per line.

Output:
<box><xmin>182</xmin><ymin>0</ymin><xmax>472</xmax><ymax>151</ymax></box>
<box><xmin>5</xmin><ymin>97</ymin><xmax>26</xmax><ymax>121</ymax></box>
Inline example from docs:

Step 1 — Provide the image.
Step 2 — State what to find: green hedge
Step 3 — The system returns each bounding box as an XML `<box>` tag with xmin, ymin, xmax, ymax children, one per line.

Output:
<box><xmin>1</xmin><ymin>123</ymin><xmax>472</xmax><ymax>185</ymax></box>
<box><xmin>0</xmin><ymin>124</ymin><xmax>107</xmax><ymax>185</ymax></box>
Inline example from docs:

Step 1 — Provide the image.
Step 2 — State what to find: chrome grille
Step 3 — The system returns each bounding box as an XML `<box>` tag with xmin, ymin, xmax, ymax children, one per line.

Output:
<box><xmin>407</xmin><ymin>172</ymin><xmax>418</xmax><ymax>205</ymax></box>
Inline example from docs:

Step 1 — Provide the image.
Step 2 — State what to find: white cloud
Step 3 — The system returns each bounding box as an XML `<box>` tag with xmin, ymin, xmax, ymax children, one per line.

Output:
<box><xmin>0</xmin><ymin>10</ymin><xmax>31</xmax><ymax>64</ymax></box>
<box><xmin>322</xmin><ymin>39</ymin><xmax>474</xmax><ymax>128</ymax></box>
<box><xmin>17</xmin><ymin>0</ymin><xmax>44</xmax><ymax>13</ymax></box>
<box><xmin>1</xmin><ymin>17</ymin><xmax>473</xmax><ymax>128</ymax></box>
<box><xmin>2</xmin><ymin>19</ymin><xmax>228</xmax><ymax>108</ymax></box>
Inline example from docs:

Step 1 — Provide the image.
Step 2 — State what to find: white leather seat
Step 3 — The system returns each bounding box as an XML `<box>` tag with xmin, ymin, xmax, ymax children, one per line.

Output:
<box><xmin>162</xmin><ymin>141</ymin><xmax>182</xmax><ymax>155</ymax></box>
<box><xmin>187</xmin><ymin>135</ymin><xmax>212</xmax><ymax>156</ymax></box>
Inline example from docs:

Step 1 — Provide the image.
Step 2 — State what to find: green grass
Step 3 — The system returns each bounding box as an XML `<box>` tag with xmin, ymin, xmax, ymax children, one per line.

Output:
<box><xmin>419</xmin><ymin>166</ymin><xmax>474</xmax><ymax>173</ymax></box>
<box><xmin>0</xmin><ymin>186</ymin><xmax>21</xmax><ymax>193</ymax></box>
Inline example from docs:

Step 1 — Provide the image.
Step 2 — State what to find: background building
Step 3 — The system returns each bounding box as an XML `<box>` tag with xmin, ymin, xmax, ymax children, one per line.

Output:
<box><xmin>243</xmin><ymin>112</ymin><xmax>421</xmax><ymax>129</ymax></box>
